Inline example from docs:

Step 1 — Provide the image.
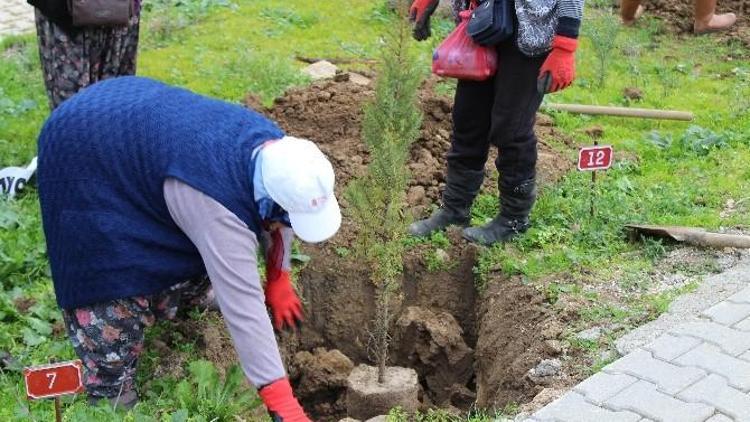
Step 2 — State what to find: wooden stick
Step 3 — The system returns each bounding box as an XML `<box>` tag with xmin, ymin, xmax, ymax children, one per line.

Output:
<box><xmin>54</xmin><ymin>397</ymin><xmax>62</xmax><ymax>422</ymax></box>
<box><xmin>543</xmin><ymin>103</ymin><xmax>694</xmax><ymax>121</ymax></box>
<box><xmin>295</xmin><ymin>55</ymin><xmax>377</xmax><ymax>65</ymax></box>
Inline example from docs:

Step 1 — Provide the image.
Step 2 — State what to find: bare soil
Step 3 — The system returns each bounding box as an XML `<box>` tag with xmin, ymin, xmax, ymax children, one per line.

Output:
<box><xmin>630</xmin><ymin>0</ymin><xmax>750</xmax><ymax>50</ymax></box>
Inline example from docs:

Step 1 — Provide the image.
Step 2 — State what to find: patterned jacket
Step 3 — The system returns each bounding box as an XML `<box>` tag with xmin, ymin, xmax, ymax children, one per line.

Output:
<box><xmin>451</xmin><ymin>0</ymin><xmax>584</xmax><ymax>57</ymax></box>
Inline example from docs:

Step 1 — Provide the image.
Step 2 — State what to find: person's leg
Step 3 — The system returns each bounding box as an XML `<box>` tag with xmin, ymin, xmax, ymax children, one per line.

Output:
<box><xmin>152</xmin><ymin>276</ymin><xmax>215</xmax><ymax>321</ymax></box>
<box><xmin>33</xmin><ymin>11</ymin><xmax>90</xmax><ymax>110</ymax></box>
<box><xmin>62</xmin><ymin>297</ymin><xmax>156</xmax><ymax>409</ymax></box>
<box><xmin>33</xmin><ymin>7</ymin><xmax>141</xmax><ymax>111</ymax></box>
<box><xmin>91</xmin><ymin>8</ymin><xmax>141</xmax><ymax>83</ymax></box>
<box><xmin>463</xmin><ymin>41</ymin><xmax>546</xmax><ymax>246</ymax></box>
<box><xmin>409</xmin><ymin>78</ymin><xmax>494</xmax><ymax>236</ymax></box>
<box><xmin>693</xmin><ymin>0</ymin><xmax>736</xmax><ymax>33</ymax></box>
<box><xmin>620</xmin><ymin>0</ymin><xmax>644</xmax><ymax>25</ymax></box>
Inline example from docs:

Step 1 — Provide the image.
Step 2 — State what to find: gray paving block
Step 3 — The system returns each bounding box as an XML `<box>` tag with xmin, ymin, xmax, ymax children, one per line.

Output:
<box><xmin>532</xmin><ymin>392</ymin><xmax>641</xmax><ymax>422</ymax></box>
<box><xmin>727</xmin><ymin>286</ymin><xmax>750</xmax><ymax>304</ymax></box>
<box><xmin>616</xmin><ymin>259</ymin><xmax>750</xmax><ymax>356</ymax></box>
<box><xmin>670</xmin><ymin>321</ymin><xmax>750</xmax><ymax>356</ymax></box>
<box><xmin>675</xmin><ymin>343</ymin><xmax>750</xmax><ymax>391</ymax></box>
<box><xmin>606</xmin><ymin>381</ymin><xmax>715</xmax><ymax>422</ymax></box>
<box><xmin>603</xmin><ymin>349</ymin><xmax>706</xmax><ymax>394</ymax></box>
<box><xmin>645</xmin><ymin>333</ymin><xmax>701</xmax><ymax>361</ymax></box>
<box><xmin>734</xmin><ymin>315</ymin><xmax>750</xmax><ymax>332</ymax></box>
<box><xmin>703</xmin><ymin>301</ymin><xmax>750</xmax><ymax>325</ymax></box>
<box><xmin>679</xmin><ymin>374</ymin><xmax>750</xmax><ymax>422</ymax></box>
<box><xmin>706</xmin><ymin>415</ymin><xmax>734</xmax><ymax>422</ymax></box>
<box><xmin>573</xmin><ymin>372</ymin><xmax>639</xmax><ymax>405</ymax></box>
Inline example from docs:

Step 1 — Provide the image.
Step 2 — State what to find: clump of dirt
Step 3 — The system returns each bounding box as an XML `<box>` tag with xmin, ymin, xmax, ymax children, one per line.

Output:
<box><xmin>474</xmin><ymin>275</ymin><xmax>562</xmax><ymax>409</ymax></box>
<box><xmin>288</xmin><ymin>348</ymin><xmax>355</xmax><ymax>417</ymax></box>
<box><xmin>254</xmin><ymin>78</ymin><xmax>574</xmax><ymax>224</ymax></box>
<box><xmin>13</xmin><ymin>297</ymin><xmax>36</xmax><ymax>314</ymax></box>
<box><xmin>394</xmin><ymin>306</ymin><xmax>475</xmax><ymax>408</ymax></box>
<box><xmin>633</xmin><ymin>0</ymin><xmax>750</xmax><ymax>50</ymax></box>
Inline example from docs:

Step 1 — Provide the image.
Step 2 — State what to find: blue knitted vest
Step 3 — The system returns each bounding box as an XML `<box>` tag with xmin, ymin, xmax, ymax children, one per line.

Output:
<box><xmin>37</xmin><ymin>76</ymin><xmax>285</xmax><ymax>309</ymax></box>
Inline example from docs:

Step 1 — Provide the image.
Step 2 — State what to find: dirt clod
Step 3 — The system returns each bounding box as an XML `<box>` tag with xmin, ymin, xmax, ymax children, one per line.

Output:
<box><xmin>13</xmin><ymin>297</ymin><xmax>36</xmax><ymax>314</ymax></box>
<box><xmin>394</xmin><ymin>306</ymin><xmax>474</xmax><ymax>407</ymax></box>
<box><xmin>291</xmin><ymin>348</ymin><xmax>354</xmax><ymax>417</ymax></box>
<box><xmin>623</xmin><ymin>87</ymin><xmax>644</xmax><ymax>100</ymax></box>
<box><xmin>584</xmin><ymin>125</ymin><xmax>605</xmax><ymax>139</ymax></box>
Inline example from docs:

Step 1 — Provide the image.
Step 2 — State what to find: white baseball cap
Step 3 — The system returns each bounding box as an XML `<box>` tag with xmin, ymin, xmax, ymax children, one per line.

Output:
<box><xmin>260</xmin><ymin>136</ymin><xmax>342</xmax><ymax>243</ymax></box>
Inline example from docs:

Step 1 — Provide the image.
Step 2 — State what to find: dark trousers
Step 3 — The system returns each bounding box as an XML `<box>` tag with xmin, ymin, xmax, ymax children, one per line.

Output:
<box><xmin>449</xmin><ymin>40</ymin><xmax>547</xmax><ymax>189</ymax></box>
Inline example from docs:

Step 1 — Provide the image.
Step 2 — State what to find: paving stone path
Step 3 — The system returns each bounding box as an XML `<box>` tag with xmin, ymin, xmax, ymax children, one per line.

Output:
<box><xmin>0</xmin><ymin>0</ymin><xmax>35</xmax><ymax>37</ymax></box>
<box><xmin>528</xmin><ymin>260</ymin><xmax>750</xmax><ymax>422</ymax></box>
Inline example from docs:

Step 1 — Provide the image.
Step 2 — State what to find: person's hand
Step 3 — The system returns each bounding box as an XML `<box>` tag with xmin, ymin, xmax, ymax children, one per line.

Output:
<box><xmin>259</xmin><ymin>378</ymin><xmax>310</xmax><ymax>422</ymax></box>
<box><xmin>409</xmin><ymin>0</ymin><xmax>440</xmax><ymax>41</ymax></box>
<box><xmin>265</xmin><ymin>270</ymin><xmax>303</xmax><ymax>331</ymax></box>
<box><xmin>538</xmin><ymin>36</ymin><xmax>578</xmax><ymax>93</ymax></box>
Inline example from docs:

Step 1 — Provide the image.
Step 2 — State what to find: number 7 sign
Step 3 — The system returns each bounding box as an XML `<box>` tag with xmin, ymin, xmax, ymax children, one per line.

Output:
<box><xmin>578</xmin><ymin>145</ymin><xmax>614</xmax><ymax>171</ymax></box>
<box><xmin>24</xmin><ymin>360</ymin><xmax>84</xmax><ymax>400</ymax></box>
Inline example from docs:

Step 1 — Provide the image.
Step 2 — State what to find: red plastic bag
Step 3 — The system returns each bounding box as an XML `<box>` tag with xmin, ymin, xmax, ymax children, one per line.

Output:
<box><xmin>432</xmin><ymin>9</ymin><xmax>498</xmax><ymax>81</ymax></box>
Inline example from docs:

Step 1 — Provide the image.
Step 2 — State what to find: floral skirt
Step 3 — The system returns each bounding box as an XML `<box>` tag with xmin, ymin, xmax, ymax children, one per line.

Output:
<box><xmin>33</xmin><ymin>8</ymin><xmax>141</xmax><ymax>110</ymax></box>
<box><xmin>61</xmin><ymin>277</ymin><xmax>210</xmax><ymax>398</ymax></box>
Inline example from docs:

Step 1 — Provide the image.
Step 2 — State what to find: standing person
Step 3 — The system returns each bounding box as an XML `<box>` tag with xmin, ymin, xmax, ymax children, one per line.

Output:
<box><xmin>620</xmin><ymin>0</ymin><xmax>736</xmax><ymax>33</ymax></box>
<box><xmin>37</xmin><ymin>76</ymin><xmax>342</xmax><ymax>421</ymax></box>
<box><xmin>27</xmin><ymin>0</ymin><xmax>141</xmax><ymax>109</ymax></box>
<box><xmin>408</xmin><ymin>0</ymin><xmax>584</xmax><ymax>245</ymax></box>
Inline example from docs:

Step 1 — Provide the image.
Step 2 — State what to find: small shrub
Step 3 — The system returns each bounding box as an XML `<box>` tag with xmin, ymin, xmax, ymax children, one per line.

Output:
<box><xmin>173</xmin><ymin>361</ymin><xmax>259</xmax><ymax>420</ymax></box>
<box><xmin>583</xmin><ymin>8</ymin><xmax>620</xmax><ymax>88</ymax></box>
<box><xmin>346</xmin><ymin>0</ymin><xmax>423</xmax><ymax>382</ymax></box>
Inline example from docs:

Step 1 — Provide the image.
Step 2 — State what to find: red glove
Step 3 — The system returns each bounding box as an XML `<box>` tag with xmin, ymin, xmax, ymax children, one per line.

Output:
<box><xmin>264</xmin><ymin>227</ymin><xmax>303</xmax><ymax>331</ymax></box>
<box><xmin>409</xmin><ymin>0</ymin><xmax>440</xmax><ymax>41</ymax></box>
<box><xmin>538</xmin><ymin>36</ymin><xmax>578</xmax><ymax>93</ymax></box>
<box><xmin>259</xmin><ymin>378</ymin><xmax>310</xmax><ymax>422</ymax></box>
<box><xmin>265</xmin><ymin>270</ymin><xmax>303</xmax><ymax>331</ymax></box>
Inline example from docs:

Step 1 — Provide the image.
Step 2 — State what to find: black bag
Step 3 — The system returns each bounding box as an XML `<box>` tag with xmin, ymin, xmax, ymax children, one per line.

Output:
<box><xmin>466</xmin><ymin>0</ymin><xmax>514</xmax><ymax>46</ymax></box>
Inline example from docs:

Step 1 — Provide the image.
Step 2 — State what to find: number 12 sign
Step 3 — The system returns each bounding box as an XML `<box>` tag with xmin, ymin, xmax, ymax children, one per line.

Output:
<box><xmin>24</xmin><ymin>360</ymin><xmax>84</xmax><ymax>400</ymax></box>
<box><xmin>578</xmin><ymin>145</ymin><xmax>614</xmax><ymax>171</ymax></box>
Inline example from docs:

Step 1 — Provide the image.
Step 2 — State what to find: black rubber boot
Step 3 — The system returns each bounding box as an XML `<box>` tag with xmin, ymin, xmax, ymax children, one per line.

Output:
<box><xmin>463</xmin><ymin>179</ymin><xmax>536</xmax><ymax>246</ymax></box>
<box><xmin>409</xmin><ymin>165</ymin><xmax>484</xmax><ymax>237</ymax></box>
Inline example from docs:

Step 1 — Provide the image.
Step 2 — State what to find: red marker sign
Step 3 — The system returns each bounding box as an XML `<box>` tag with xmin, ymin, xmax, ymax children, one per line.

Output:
<box><xmin>24</xmin><ymin>360</ymin><xmax>84</xmax><ymax>400</ymax></box>
<box><xmin>578</xmin><ymin>145</ymin><xmax>614</xmax><ymax>171</ymax></box>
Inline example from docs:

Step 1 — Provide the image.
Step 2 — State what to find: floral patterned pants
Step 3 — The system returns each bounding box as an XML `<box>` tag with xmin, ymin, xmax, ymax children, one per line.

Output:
<box><xmin>34</xmin><ymin>8</ymin><xmax>141</xmax><ymax>110</ymax></box>
<box><xmin>62</xmin><ymin>277</ymin><xmax>210</xmax><ymax>399</ymax></box>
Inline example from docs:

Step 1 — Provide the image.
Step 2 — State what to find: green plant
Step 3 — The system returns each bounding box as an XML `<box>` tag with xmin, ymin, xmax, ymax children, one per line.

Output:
<box><xmin>622</xmin><ymin>44</ymin><xmax>643</xmax><ymax>90</ymax></box>
<box><xmin>142</xmin><ymin>0</ymin><xmax>237</xmax><ymax>46</ymax></box>
<box><xmin>583</xmin><ymin>8</ymin><xmax>620</xmax><ymax>88</ymax></box>
<box><xmin>173</xmin><ymin>361</ymin><xmax>259</xmax><ymax>420</ymax></box>
<box><xmin>345</xmin><ymin>0</ymin><xmax>423</xmax><ymax>383</ymax></box>
<box><xmin>642</xmin><ymin>236</ymin><xmax>667</xmax><ymax>262</ymax></box>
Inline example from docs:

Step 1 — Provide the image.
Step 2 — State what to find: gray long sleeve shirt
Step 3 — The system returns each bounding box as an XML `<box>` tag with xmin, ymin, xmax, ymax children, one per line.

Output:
<box><xmin>164</xmin><ymin>178</ymin><xmax>287</xmax><ymax>387</ymax></box>
<box><xmin>451</xmin><ymin>0</ymin><xmax>585</xmax><ymax>56</ymax></box>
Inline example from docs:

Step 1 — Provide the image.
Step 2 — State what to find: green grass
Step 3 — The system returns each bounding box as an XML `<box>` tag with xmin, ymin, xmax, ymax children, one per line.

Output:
<box><xmin>1</xmin><ymin>0</ymin><xmax>748</xmax><ymax>420</ymax></box>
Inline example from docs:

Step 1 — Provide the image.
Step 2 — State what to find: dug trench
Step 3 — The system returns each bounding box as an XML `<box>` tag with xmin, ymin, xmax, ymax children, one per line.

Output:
<box><xmin>149</xmin><ymin>77</ymin><xmax>579</xmax><ymax>420</ymax></box>
<box><xmin>259</xmin><ymin>77</ymin><xmax>577</xmax><ymax>419</ymax></box>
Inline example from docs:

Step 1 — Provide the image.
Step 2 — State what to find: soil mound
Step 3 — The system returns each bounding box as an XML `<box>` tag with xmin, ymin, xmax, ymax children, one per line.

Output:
<box><xmin>253</xmin><ymin>78</ymin><xmax>574</xmax><ymax>222</ymax></box>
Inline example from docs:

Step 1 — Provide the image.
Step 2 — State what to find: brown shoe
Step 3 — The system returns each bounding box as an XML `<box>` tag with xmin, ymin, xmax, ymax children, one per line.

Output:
<box><xmin>694</xmin><ymin>13</ymin><xmax>737</xmax><ymax>34</ymax></box>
